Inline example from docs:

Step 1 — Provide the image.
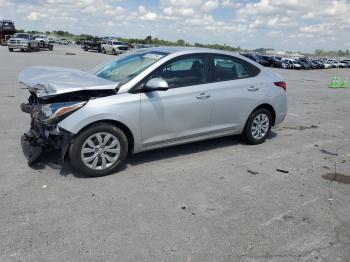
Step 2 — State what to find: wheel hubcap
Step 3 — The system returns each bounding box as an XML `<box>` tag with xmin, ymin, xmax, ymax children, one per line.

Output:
<box><xmin>251</xmin><ymin>113</ymin><xmax>269</xmax><ymax>140</ymax></box>
<box><xmin>81</xmin><ymin>132</ymin><xmax>120</xmax><ymax>170</ymax></box>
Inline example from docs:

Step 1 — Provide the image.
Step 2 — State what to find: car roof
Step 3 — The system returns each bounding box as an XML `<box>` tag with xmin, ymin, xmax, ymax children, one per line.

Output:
<box><xmin>138</xmin><ymin>46</ymin><xmax>244</xmax><ymax>57</ymax></box>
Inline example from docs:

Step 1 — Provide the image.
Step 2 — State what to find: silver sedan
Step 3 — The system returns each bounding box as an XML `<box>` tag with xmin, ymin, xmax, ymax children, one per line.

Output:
<box><xmin>19</xmin><ymin>47</ymin><xmax>287</xmax><ymax>176</ymax></box>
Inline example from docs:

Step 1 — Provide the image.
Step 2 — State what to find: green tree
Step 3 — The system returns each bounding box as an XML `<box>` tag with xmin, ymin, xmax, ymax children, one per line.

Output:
<box><xmin>145</xmin><ymin>35</ymin><xmax>152</xmax><ymax>44</ymax></box>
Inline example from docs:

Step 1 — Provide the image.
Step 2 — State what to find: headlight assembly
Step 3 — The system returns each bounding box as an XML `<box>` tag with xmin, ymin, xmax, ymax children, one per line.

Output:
<box><xmin>39</xmin><ymin>101</ymin><xmax>86</xmax><ymax>124</ymax></box>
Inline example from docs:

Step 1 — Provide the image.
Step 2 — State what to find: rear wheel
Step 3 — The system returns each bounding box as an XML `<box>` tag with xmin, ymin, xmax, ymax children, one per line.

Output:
<box><xmin>69</xmin><ymin>123</ymin><xmax>128</xmax><ymax>177</ymax></box>
<box><xmin>243</xmin><ymin>108</ymin><xmax>272</xmax><ymax>145</ymax></box>
<box><xmin>8</xmin><ymin>48</ymin><xmax>13</xmax><ymax>52</ymax></box>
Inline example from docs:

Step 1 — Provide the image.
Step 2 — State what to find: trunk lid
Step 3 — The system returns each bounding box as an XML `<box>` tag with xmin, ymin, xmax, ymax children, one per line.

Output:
<box><xmin>18</xmin><ymin>66</ymin><xmax>118</xmax><ymax>99</ymax></box>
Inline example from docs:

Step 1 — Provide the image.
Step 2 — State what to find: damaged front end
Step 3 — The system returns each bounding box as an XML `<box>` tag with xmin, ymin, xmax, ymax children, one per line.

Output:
<box><xmin>19</xmin><ymin>66</ymin><xmax>119</xmax><ymax>165</ymax></box>
<box><xmin>21</xmin><ymin>90</ymin><xmax>116</xmax><ymax>165</ymax></box>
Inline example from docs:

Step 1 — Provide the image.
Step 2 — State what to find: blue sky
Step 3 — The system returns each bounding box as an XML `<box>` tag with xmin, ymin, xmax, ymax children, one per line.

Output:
<box><xmin>1</xmin><ymin>0</ymin><xmax>349</xmax><ymax>52</ymax></box>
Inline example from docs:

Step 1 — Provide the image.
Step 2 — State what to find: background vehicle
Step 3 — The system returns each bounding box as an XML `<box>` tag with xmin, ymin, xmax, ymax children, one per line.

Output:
<box><xmin>34</xmin><ymin>35</ymin><xmax>53</xmax><ymax>50</ymax></box>
<box><xmin>0</xmin><ymin>20</ymin><xmax>16</xmax><ymax>45</ymax></box>
<box><xmin>59</xmin><ymin>39</ymin><xmax>69</xmax><ymax>45</ymax></box>
<box><xmin>101</xmin><ymin>40</ymin><xmax>129</xmax><ymax>55</ymax></box>
<box><xmin>19</xmin><ymin>47</ymin><xmax>287</xmax><ymax>176</ymax></box>
<box><xmin>281</xmin><ymin>58</ymin><xmax>302</xmax><ymax>69</ymax></box>
<box><xmin>82</xmin><ymin>38</ymin><xmax>102</xmax><ymax>52</ymax></box>
<box><xmin>7</xmin><ymin>33</ymin><xmax>39</xmax><ymax>52</ymax></box>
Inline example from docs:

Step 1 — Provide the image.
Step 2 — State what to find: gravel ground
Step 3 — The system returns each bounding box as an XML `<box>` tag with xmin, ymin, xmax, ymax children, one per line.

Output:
<box><xmin>0</xmin><ymin>45</ymin><xmax>349</xmax><ymax>262</ymax></box>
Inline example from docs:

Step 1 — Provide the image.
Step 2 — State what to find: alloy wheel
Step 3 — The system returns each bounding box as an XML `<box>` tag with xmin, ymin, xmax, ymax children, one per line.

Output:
<box><xmin>80</xmin><ymin>132</ymin><xmax>121</xmax><ymax>170</ymax></box>
<box><xmin>251</xmin><ymin>113</ymin><xmax>270</xmax><ymax>140</ymax></box>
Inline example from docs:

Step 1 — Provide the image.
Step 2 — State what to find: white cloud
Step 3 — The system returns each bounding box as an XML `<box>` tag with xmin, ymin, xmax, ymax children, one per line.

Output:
<box><xmin>141</xmin><ymin>12</ymin><xmax>158</xmax><ymax>21</ymax></box>
<box><xmin>26</xmin><ymin>11</ymin><xmax>44</xmax><ymax>21</ymax></box>
<box><xmin>201</xmin><ymin>0</ymin><xmax>220</xmax><ymax>12</ymax></box>
<box><xmin>2</xmin><ymin>0</ymin><xmax>350</xmax><ymax>52</ymax></box>
<box><xmin>138</xmin><ymin>5</ymin><xmax>147</xmax><ymax>14</ymax></box>
<box><xmin>0</xmin><ymin>0</ymin><xmax>12</xmax><ymax>6</ymax></box>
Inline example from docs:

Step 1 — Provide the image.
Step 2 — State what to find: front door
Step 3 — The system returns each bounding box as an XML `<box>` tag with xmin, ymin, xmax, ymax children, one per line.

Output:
<box><xmin>140</xmin><ymin>54</ymin><xmax>214</xmax><ymax>147</ymax></box>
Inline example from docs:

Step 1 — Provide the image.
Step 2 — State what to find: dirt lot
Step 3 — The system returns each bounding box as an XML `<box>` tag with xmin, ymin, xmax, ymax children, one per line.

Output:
<box><xmin>0</xmin><ymin>45</ymin><xmax>349</xmax><ymax>262</ymax></box>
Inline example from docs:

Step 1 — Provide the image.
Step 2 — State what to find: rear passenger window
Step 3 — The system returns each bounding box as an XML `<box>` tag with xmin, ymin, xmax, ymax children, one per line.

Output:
<box><xmin>212</xmin><ymin>55</ymin><xmax>260</xmax><ymax>82</ymax></box>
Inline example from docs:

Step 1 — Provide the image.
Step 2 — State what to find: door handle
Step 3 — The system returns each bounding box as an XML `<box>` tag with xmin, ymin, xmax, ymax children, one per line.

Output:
<box><xmin>196</xmin><ymin>93</ymin><xmax>211</xmax><ymax>99</ymax></box>
<box><xmin>247</xmin><ymin>86</ymin><xmax>259</xmax><ymax>92</ymax></box>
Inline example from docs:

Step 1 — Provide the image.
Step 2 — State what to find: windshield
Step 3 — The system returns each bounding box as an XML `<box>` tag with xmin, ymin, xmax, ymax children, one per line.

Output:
<box><xmin>91</xmin><ymin>51</ymin><xmax>168</xmax><ymax>84</ymax></box>
<box><xmin>14</xmin><ymin>33</ymin><xmax>29</xmax><ymax>39</ymax></box>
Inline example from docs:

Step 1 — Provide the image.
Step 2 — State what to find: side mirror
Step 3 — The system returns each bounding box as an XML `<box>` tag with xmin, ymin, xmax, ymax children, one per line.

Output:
<box><xmin>144</xmin><ymin>78</ymin><xmax>169</xmax><ymax>91</ymax></box>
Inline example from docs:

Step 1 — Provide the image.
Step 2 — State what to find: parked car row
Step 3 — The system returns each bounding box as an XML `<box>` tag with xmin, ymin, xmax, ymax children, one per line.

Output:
<box><xmin>80</xmin><ymin>37</ymin><xmax>131</xmax><ymax>55</ymax></box>
<box><xmin>6</xmin><ymin>33</ymin><xmax>70</xmax><ymax>52</ymax></box>
<box><xmin>240</xmin><ymin>53</ymin><xmax>350</xmax><ymax>70</ymax></box>
<box><xmin>7</xmin><ymin>33</ymin><xmax>41</xmax><ymax>52</ymax></box>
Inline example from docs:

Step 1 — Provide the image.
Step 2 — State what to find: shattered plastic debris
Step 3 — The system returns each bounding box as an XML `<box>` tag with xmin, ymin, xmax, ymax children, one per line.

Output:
<box><xmin>276</xmin><ymin>169</ymin><xmax>289</xmax><ymax>174</ymax></box>
<box><xmin>320</xmin><ymin>149</ymin><xmax>338</xmax><ymax>156</ymax></box>
<box><xmin>247</xmin><ymin>170</ymin><xmax>259</xmax><ymax>175</ymax></box>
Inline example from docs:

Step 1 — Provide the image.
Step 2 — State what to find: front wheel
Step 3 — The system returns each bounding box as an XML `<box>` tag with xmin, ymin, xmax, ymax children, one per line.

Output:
<box><xmin>69</xmin><ymin>123</ymin><xmax>128</xmax><ymax>177</ymax></box>
<box><xmin>8</xmin><ymin>48</ymin><xmax>13</xmax><ymax>52</ymax></box>
<box><xmin>243</xmin><ymin>108</ymin><xmax>272</xmax><ymax>145</ymax></box>
<box><xmin>102</xmin><ymin>48</ymin><xmax>106</xmax><ymax>54</ymax></box>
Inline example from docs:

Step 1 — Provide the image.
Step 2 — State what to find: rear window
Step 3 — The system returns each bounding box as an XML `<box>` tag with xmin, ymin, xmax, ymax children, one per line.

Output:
<box><xmin>212</xmin><ymin>55</ymin><xmax>260</xmax><ymax>82</ymax></box>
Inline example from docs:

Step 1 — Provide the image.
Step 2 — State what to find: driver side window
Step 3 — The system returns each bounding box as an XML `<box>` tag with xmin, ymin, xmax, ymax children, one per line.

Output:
<box><xmin>154</xmin><ymin>55</ymin><xmax>206</xmax><ymax>89</ymax></box>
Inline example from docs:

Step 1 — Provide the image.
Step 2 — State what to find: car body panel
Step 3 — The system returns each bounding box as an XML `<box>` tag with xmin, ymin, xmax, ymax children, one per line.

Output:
<box><xmin>18</xmin><ymin>66</ymin><xmax>118</xmax><ymax>98</ymax></box>
<box><xmin>58</xmin><ymin>92</ymin><xmax>144</xmax><ymax>152</ymax></box>
<box><xmin>20</xmin><ymin>47</ymin><xmax>287</xmax><ymax>157</ymax></box>
<box><xmin>140</xmin><ymin>83</ymin><xmax>214</xmax><ymax>147</ymax></box>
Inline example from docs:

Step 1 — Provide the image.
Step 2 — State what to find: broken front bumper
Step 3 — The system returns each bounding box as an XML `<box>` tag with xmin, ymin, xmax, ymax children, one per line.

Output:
<box><xmin>20</xmin><ymin>103</ymin><xmax>72</xmax><ymax>165</ymax></box>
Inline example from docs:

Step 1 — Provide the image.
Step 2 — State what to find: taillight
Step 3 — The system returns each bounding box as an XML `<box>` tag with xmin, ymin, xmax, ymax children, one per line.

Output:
<box><xmin>274</xmin><ymin>81</ymin><xmax>287</xmax><ymax>91</ymax></box>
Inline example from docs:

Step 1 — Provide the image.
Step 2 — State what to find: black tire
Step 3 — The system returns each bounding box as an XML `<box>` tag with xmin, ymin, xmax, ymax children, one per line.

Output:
<box><xmin>112</xmin><ymin>49</ymin><xmax>116</xmax><ymax>55</ymax></box>
<box><xmin>8</xmin><ymin>48</ymin><xmax>13</xmax><ymax>52</ymax></box>
<box><xmin>102</xmin><ymin>48</ymin><xmax>106</xmax><ymax>54</ymax></box>
<box><xmin>243</xmin><ymin>108</ymin><xmax>272</xmax><ymax>145</ymax></box>
<box><xmin>36</xmin><ymin>44</ymin><xmax>40</xmax><ymax>51</ymax></box>
<box><xmin>49</xmin><ymin>45</ymin><xmax>53</xmax><ymax>51</ymax></box>
<box><xmin>27</xmin><ymin>44</ymin><xmax>31</xmax><ymax>52</ymax></box>
<box><xmin>69</xmin><ymin>123</ymin><xmax>128</xmax><ymax>177</ymax></box>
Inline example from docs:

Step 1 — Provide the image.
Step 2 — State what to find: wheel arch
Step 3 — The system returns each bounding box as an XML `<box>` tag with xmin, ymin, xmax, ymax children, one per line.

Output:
<box><xmin>73</xmin><ymin>119</ymin><xmax>135</xmax><ymax>155</ymax></box>
<box><xmin>251</xmin><ymin>103</ymin><xmax>276</xmax><ymax>126</ymax></box>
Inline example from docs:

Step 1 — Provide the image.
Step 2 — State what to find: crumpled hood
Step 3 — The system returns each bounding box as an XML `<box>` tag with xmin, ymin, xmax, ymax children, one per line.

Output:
<box><xmin>18</xmin><ymin>66</ymin><xmax>118</xmax><ymax>99</ymax></box>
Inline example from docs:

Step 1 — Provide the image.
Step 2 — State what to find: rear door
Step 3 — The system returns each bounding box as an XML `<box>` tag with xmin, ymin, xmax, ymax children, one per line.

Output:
<box><xmin>140</xmin><ymin>54</ymin><xmax>214</xmax><ymax>147</ymax></box>
<box><xmin>208</xmin><ymin>54</ymin><xmax>263</xmax><ymax>132</ymax></box>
